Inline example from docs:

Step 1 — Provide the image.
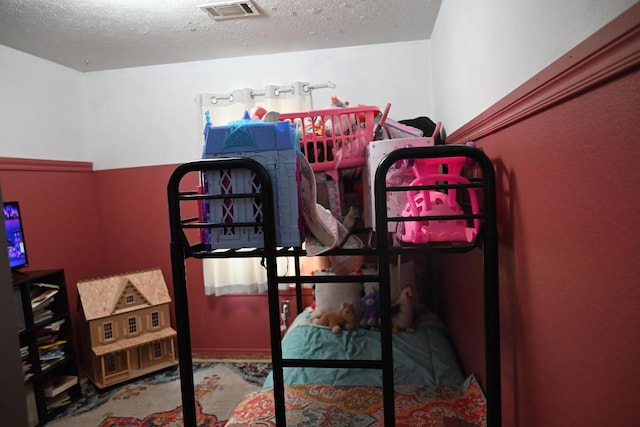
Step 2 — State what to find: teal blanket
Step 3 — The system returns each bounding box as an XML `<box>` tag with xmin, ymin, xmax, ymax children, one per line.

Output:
<box><xmin>264</xmin><ymin>311</ymin><xmax>464</xmax><ymax>387</ymax></box>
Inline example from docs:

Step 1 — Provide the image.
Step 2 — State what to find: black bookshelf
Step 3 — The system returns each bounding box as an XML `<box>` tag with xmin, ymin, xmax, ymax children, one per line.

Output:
<box><xmin>13</xmin><ymin>269</ymin><xmax>81</xmax><ymax>426</ymax></box>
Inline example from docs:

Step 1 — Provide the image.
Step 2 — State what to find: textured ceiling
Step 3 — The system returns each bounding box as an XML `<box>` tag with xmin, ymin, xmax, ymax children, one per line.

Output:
<box><xmin>0</xmin><ymin>0</ymin><xmax>441</xmax><ymax>72</ymax></box>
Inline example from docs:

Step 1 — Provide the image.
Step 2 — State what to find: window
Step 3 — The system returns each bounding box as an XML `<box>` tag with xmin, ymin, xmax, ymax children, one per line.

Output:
<box><xmin>151</xmin><ymin>312</ymin><xmax>160</xmax><ymax>328</ymax></box>
<box><xmin>126</xmin><ymin>294</ymin><xmax>134</xmax><ymax>304</ymax></box>
<box><xmin>153</xmin><ymin>342</ymin><xmax>162</xmax><ymax>359</ymax></box>
<box><xmin>103</xmin><ymin>322</ymin><xmax>114</xmax><ymax>341</ymax></box>
<box><xmin>128</xmin><ymin>317</ymin><xmax>137</xmax><ymax>334</ymax></box>
<box><xmin>105</xmin><ymin>354</ymin><xmax>116</xmax><ymax>373</ymax></box>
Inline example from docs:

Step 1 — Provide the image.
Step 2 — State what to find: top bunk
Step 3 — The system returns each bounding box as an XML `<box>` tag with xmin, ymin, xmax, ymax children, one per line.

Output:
<box><xmin>166</xmin><ymin>143</ymin><xmax>497</xmax><ymax>261</ymax></box>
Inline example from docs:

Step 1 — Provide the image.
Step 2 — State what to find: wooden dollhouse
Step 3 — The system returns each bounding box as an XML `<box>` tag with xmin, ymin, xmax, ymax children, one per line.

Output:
<box><xmin>77</xmin><ymin>268</ymin><xmax>177</xmax><ymax>389</ymax></box>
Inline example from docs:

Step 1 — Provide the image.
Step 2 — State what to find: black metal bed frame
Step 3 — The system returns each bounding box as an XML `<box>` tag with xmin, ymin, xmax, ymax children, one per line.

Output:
<box><xmin>167</xmin><ymin>144</ymin><xmax>500</xmax><ymax>427</ymax></box>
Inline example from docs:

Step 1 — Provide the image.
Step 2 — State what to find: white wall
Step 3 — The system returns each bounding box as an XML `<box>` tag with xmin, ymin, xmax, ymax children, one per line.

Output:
<box><xmin>0</xmin><ymin>40</ymin><xmax>431</xmax><ymax>170</ymax></box>
<box><xmin>432</xmin><ymin>0</ymin><xmax>638</xmax><ymax>134</ymax></box>
<box><xmin>85</xmin><ymin>41</ymin><xmax>432</xmax><ymax>170</ymax></box>
<box><xmin>3</xmin><ymin>0</ymin><xmax>635</xmax><ymax>168</ymax></box>
<box><xmin>0</xmin><ymin>45</ymin><xmax>89</xmax><ymax>162</ymax></box>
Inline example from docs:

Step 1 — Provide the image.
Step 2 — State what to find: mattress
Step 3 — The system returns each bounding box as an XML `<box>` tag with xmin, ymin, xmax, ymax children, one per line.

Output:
<box><xmin>263</xmin><ymin>309</ymin><xmax>465</xmax><ymax>388</ymax></box>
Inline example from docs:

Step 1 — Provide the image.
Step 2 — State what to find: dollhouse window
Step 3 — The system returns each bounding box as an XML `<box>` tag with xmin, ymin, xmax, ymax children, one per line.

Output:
<box><xmin>105</xmin><ymin>354</ymin><xmax>116</xmax><ymax>373</ymax></box>
<box><xmin>151</xmin><ymin>312</ymin><xmax>160</xmax><ymax>328</ymax></box>
<box><xmin>153</xmin><ymin>342</ymin><xmax>162</xmax><ymax>359</ymax></box>
<box><xmin>103</xmin><ymin>322</ymin><xmax>114</xmax><ymax>340</ymax></box>
<box><xmin>126</xmin><ymin>294</ymin><xmax>134</xmax><ymax>304</ymax></box>
<box><xmin>128</xmin><ymin>317</ymin><xmax>138</xmax><ymax>334</ymax></box>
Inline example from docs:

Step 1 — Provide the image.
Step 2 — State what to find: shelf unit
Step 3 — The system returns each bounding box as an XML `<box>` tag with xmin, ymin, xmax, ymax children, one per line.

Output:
<box><xmin>13</xmin><ymin>269</ymin><xmax>81</xmax><ymax>426</ymax></box>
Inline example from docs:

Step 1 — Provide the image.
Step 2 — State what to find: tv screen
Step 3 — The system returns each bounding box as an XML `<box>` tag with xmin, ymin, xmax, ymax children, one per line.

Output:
<box><xmin>4</xmin><ymin>201</ymin><xmax>29</xmax><ymax>270</ymax></box>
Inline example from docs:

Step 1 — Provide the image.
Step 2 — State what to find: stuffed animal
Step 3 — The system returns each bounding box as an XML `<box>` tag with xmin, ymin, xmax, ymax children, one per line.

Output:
<box><xmin>390</xmin><ymin>286</ymin><xmax>415</xmax><ymax>333</ymax></box>
<box><xmin>360</xmin><ymin>291</ymin><xmax>380</xmax><ymax>328</ymax></box>
<box><xmin>313</xmin><ymin>302</ymin><xmax>358</xmax><ymax>334</ymax></box>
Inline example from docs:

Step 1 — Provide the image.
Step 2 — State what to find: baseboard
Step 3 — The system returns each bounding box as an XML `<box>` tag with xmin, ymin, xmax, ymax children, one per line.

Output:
<box><xmin>192</xmin><ymin>349</ymin><xmax>272</xmax><ymax>359</ymax></box>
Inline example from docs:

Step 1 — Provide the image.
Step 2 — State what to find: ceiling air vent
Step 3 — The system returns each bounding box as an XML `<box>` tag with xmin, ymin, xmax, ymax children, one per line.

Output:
<box><xmin>200</xmin><ymin>1</ymin><xmax>261</xmax><ymax>20</ymax></box>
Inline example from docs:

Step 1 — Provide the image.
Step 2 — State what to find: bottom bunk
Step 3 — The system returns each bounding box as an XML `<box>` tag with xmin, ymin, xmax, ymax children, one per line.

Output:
<box><xmin>225</xmin><ymin>310</ymin><xmax>488</xmax><ymax>427</ymax></box>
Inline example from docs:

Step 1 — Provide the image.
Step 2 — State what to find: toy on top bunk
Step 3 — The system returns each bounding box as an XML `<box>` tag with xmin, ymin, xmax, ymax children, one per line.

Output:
<box><xmin>397</xmin><ymin>148</ymin><xmax>480</xmax><ymax>244</ymax></box>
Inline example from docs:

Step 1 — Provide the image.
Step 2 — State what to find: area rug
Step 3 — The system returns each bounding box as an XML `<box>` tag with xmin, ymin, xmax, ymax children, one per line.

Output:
<box><xmin>49</xmin><ymin>359</ymin><xmax>272</xmax><ymax>427</ymax></box>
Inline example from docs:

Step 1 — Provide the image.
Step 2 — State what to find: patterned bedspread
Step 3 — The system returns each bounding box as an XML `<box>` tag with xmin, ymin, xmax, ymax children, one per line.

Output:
<box><xmin>225</xmin><ymin>376</ymin><xmax>486</xmax><ymax>427</ymax></box>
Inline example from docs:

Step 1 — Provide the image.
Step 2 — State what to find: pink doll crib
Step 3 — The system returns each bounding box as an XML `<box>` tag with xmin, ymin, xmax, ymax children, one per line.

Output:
<box><xmin>397</xmin><ymin>153</ymin><xmax>480</xmax><ymax>244</ymax></box>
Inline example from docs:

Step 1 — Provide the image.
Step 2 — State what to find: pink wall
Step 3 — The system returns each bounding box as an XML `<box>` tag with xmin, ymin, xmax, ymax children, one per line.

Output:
<box><xmin>0</xmin><ymin>161</ymin><xmax>276</xmax><ymax>359</ymax></box>
<box><xmin>93</xmin><ymin>164</ymin><xmax>275</xmax><ymax>355</ymax></box>
<box><xmin>0</xmin><ymin>159</ymin><xmax>103</xmax><ymax>360</ymax></box>
<box><xmin>438</xmin><ymin>13</ymin><xmax>640</xmax><ymax>426</ymax></box>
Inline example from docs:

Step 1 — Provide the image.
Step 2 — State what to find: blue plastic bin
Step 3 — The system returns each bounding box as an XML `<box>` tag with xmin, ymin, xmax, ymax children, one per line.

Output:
<box><xmin>201</xmin><ymin>119</ymin><xmax>302</xmax><ymax>249</ymax></box>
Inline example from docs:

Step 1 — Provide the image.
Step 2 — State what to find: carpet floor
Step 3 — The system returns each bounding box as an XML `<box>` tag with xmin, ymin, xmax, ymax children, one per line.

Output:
<box><xmin>48</xmin><ymin>359</ymin><xmax>272</xmax><ymax>427</ymax></box>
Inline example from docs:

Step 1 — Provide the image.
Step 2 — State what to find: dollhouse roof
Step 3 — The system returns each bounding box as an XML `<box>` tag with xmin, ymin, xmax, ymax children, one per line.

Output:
<box><xmin>77</xmin><ymin>268</ymin><xmax>172</xmax><ymax>321</ymax></box>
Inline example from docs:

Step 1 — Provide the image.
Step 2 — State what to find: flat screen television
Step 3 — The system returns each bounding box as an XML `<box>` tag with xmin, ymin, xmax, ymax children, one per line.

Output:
<box><xmin>4</xmin><ymin>201</ymin><xmax>29</xmax><ymax>270</ymax></box>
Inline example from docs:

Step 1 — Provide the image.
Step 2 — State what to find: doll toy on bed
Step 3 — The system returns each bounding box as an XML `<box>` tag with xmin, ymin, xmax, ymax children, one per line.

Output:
<box><xmin>313</xmin><ymin>302</ymin><xmax>359</xmax><ymax>334</ymax></box>
<box><xmin>360</xmin><ymin>290</ymin><xmax>380</xmax><ymax>329</ymax></box>
<box><xmin>391</xmin><ymin>286</ymin><xmax>415</xmax><ymax>333</ymax></box>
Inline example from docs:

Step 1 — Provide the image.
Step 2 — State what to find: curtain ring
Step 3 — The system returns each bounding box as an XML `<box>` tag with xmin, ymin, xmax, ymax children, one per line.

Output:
<box><xmin>211</xmin><ymin>94</ymin><xmax>234</xmax><ymax>104</ymax></box>
<box><xmin>274</xmin><ymin>86</ymin><xmax>294</xmax><ymax>97</ymax></box>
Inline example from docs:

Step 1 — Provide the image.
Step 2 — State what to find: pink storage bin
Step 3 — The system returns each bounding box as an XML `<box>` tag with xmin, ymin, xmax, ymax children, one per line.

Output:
<box><xmin>398</xmin><ymin>156</ymin><xmax>480</xmax><ymax>244</ymax></box>
<box><xmin>278</xmin><ymin>106</ymin><xmax>379</xmax><ymax>174</ymax></box>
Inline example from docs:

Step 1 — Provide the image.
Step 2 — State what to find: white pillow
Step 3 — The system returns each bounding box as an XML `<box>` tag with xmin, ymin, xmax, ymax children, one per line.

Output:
<box><xmin>312</xmin><ymin>270</ymin><xmax>362</xmax><ymax>316</ymax></box>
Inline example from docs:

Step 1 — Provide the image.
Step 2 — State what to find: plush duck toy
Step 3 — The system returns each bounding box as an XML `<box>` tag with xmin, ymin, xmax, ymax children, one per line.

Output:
<box><xmin>390</xmin><ymin>286</ymin><xmax>415</xmax><ymax>333</ymax></box>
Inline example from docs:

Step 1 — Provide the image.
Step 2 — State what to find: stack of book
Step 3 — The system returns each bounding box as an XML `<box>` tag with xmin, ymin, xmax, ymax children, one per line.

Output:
<box><xmin>45</xmin><ymin>375</ymin><xmax>78</xmax><ymax>410</ymax></box>
<box><xmin>39</xmin><ymin>340</ymin><xmax>66</xmax><ymax>371</ymax></box>
<box><xmin>30</xmin><ymin>283</ymin><xmax>59</xmax><ymax>325</ymax></box>
<box><xmin>21</xmin><ymin>345</ymin><xmax>33</xmax><ymax>381</ymax></box>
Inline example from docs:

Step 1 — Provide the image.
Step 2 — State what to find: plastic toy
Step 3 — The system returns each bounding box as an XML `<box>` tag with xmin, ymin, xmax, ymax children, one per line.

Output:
<box><xmin>313</xmin><ymin>302</ymin><xmax>358</xmax><ymax>334</ymax></box>
<box><xmin>360</xmin><ymin>291</ymin><xmax>380</xmax><ymax>328</ymax></box>
<box><xmin>250</xmin><ymin>105</ymin><xmax>267</xmax><ymax>120</ymax></box>
<box><xmin>397</xmin><ymin>155</ymin><xmax>480</xmax><ymax>244</ymax></box>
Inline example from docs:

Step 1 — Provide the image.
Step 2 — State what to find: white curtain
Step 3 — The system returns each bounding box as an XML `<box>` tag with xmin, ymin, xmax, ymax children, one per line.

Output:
<box><xmin>198</xmin><ymin>82</ymin><xmax>318</xmax><ymax>296</ymax></box>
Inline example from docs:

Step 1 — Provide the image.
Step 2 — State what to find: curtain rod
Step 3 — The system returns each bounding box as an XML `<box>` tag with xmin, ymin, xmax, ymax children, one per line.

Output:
<box><xmin>208</xmin><ymin>81</ymin><xmax>336</xmax><ymax>104</ymax></box>
<box><xmin>250</xmin><ymin>81</ymin><xmax>336</xmax><ymax>98</ymax></box>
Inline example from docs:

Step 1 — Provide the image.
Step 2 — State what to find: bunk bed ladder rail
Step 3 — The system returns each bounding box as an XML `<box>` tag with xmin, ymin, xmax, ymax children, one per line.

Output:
<box><xmin>374</xmin><ymin>144</ymin><xmax>502</xmax><ymax>427</ymax></box>
<box><xmin>167</xmin><ymin>158</ymin><xmax>285</xmax><ymax>427</ymax></box>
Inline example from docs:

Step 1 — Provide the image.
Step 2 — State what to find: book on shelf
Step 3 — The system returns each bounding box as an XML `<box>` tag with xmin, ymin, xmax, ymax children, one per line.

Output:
<box><xmin>39</xmin><ymin>339</ymin><xmax>67</xmax><ymax>351</ymax></box>
<box><xmin>39</xmin><ymin>340</ymin><xmax>66</xmax><ymax>366</ymax></box>
<box><xmin>41</xmin><ymin>318</ymin><xmax>66</xmax><ymax>333</ymax></box>
<box><xmin>31</xmin><ymin>288</ymin><xmax>58</xmax><ymax>310</ymax></box>
<box><xmin>23</xmin><ymin>357</ymin><xmax>33</xmax><ymax>381</ymax></box>
<box><xmin>37</xmin><ymin>333</ymin><xmax>59</xmax><ymax>345</ymax></box>
<box><xmin>34</xmin><ymin>282</ymin><xmax>61</xmax><ymax>290</ymax></box>
<box><xmin>47</xmin><ymin>390</ymin><xmax>72</xmax><ymax>409</ymax></box>
<box><xmin>44</xmin><ymin>375</ymin><xmax>78</xmax><ymax>398</ymax></box>
<box><xmin>33</xmin><ymin>309</ymin><xmax>54</xmax><ymax>324</ymax></box>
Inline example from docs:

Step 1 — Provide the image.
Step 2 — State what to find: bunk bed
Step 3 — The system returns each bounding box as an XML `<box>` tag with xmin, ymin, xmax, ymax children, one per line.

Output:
<box><xmin>167</xmin><ymin>142</ymin><xmax>500</xmax><ymax>426</ymax></box>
